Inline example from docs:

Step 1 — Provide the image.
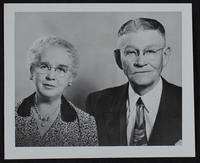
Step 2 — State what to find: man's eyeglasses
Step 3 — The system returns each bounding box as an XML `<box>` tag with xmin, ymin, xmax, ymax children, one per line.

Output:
<box><xmin>124</xmin><ymin>47</ymin><xmax>165</xmax><ymax>59</ymax></box>
<box><xmin>35</xmin><ymin>63</ymin><xmax>69</xmax><ymax>77</ymax></box>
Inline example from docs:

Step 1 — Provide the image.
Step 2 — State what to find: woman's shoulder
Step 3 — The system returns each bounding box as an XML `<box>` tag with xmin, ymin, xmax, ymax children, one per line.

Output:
<box><xmin>15</xmin><ymin>100</ymin><xmax>22</xmax><ymax>112</ymax></box>
<box><xmin>67</xmin><ymin>100</ymin><xmax>95</xmax><ymax>123</ymax></box>
<box><xmin>15</xmin><ymin>99</ymin><xmax>25</xmax><ymax>117</ymax></box>
<box><xmin>15</xmin><ymin>99</ymin><xmax>33</xmax><ymax>131</ymax></box>
<box><xmin>15</xmin><ymin>93</ymin><xmax>35</xmax><ymax>117</ymax></box>
<box><xmin>66</xmin><ymin>100</ymin><xmax>98</xmax><ymax>146</ymax></box>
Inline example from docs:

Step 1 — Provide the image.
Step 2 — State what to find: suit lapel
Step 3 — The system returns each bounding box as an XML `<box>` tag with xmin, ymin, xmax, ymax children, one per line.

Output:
<box><xmin>119</xmin><ymin>83</ymin><xmax>129</xmax><ymax>145</ymax></box>
<box><xmin>104</xmin><ymin>83</ymin><xmax>128</xmax><ymax>145</ymax></box>
<box><xmin>148</xmin><ymin>80</ymin><xmax>168</xmax><ymax>145</ymax></box>
<box><xmin>148</xmin><ymin>79</ymin><xmax>177</xmax><ymax>145</ymax></box>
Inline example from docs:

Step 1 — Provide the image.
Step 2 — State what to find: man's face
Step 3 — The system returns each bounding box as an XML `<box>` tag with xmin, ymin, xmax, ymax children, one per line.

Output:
<box><xmin>118</xmin><ymin>30</ymin><xmax>169</xmax><ymax>89</ymax></box>
<box><xmin>32</xmin><ymin>46</ymin><xmax>73</xmax><ymax>99</ymax></box>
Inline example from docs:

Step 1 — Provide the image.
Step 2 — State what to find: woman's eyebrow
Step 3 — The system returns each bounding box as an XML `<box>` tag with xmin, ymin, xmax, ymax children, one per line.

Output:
<box><xmin>57</xmin><ymin>64</ymin><xmax>69</xmax><ymax>68</ymax></box>
<box><xmin>39</xmin><ymin>61</ymin><xmax>49</xmax><ymax>65</ymax></box>
<box><xmin>39</xmin><ymin>62</ymin><xmax>68</xmax><ymax>68</ymax></box>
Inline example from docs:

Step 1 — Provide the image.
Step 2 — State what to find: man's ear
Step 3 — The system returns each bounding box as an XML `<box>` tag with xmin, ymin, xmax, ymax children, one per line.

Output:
<box><xmin>29</xmin><ymin>70</ymin><xmax>33</xmax><ymax>80</ymax></box>
<box><xmin>114</xmin><ymin>49</ymin><xmax>123</xmax><ymax>70</ymax></box>
<box><xmin>162</xmin><ymin>46</ymin><xmax>171</xmax><ymax>68</ymax></box>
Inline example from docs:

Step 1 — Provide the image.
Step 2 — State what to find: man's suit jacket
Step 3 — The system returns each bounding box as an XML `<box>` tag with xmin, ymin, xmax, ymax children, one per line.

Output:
<box><xmin>86</xmin><ymin>78</ymin><xmax>182</xmax><ymax>146</ymax></box>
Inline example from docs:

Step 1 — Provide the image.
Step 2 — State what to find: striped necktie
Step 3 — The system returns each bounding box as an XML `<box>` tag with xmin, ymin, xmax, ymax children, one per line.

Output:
<box><xmin>130</xmin><ymin>97</ymin><xmax>148</xmax><ymax>145</ymax></box>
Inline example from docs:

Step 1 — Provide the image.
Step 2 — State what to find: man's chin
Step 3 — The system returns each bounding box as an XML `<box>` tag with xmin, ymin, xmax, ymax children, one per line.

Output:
<box><xmin>129</xmin><ymin>78</ymin><xmax>153</xmax><ymax>87</ymax></box>
<box><xmin>129</xmin><ymin>77</ymin><xmax>160</xmax><ymax>91</ymax></box>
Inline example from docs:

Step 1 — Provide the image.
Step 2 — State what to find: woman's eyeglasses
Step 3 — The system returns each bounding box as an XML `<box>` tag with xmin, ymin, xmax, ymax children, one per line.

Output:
<box><xmin>35</xmin><ymin>63</ymin><xmax>69</xmax><ymax>77</ymax></box>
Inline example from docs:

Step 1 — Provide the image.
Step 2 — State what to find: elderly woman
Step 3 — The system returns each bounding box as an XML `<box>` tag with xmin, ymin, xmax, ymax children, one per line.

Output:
<box><xmin>15</xmin><ymin>36</ymin><xmax>98</xmax><ymax>146</ymax></box>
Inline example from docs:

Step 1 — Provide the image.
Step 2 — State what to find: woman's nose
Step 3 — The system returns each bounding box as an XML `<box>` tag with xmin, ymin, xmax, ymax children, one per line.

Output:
<box><xmin>46</xmin><ymin>68</ymin><xmax>56</xmax><ymax>80</ymax></box>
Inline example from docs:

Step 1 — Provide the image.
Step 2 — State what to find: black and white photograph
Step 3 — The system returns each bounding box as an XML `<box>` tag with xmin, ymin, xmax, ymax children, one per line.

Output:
<box><xmin>4</xmin><ymin>3</ymin><xmax>195</xmax><ymax>159</ymax></box>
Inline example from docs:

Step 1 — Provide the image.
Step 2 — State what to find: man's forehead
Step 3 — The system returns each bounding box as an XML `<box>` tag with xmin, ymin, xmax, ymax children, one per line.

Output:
<box><xmin>117</xmin><ymin>30</ymin><xmax>165</xmax><ymax>49</ymax></box>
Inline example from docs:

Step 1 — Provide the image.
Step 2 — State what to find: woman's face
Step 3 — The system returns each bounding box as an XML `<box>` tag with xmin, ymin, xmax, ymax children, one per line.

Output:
<box><xmin>31</xmin><ymin>46</ymin><xmax>74</xmax><ymax>99</ymax></box>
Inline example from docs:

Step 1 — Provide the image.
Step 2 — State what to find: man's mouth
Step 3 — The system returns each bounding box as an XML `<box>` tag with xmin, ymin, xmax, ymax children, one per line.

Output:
<box><xmin>135</xmin><ymin>70</ymin><xmax>151</xmax><ymax>74</ymax></box>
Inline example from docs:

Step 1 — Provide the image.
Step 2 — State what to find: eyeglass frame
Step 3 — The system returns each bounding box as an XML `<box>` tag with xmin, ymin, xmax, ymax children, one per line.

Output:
<box><xmin>123</xmin><ymin>47</ymin><xmax>165</xmax><ymax>59</ymax></box>
<box><xmin>33</xmin><ymin>62</ymin><xmax>70</xmax><ymax>77</ymax></box>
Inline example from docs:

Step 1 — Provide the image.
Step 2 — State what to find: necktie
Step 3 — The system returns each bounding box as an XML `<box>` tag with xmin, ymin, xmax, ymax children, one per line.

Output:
<box><xmin>130</xmin><ymin>97</ymin><xmax>148</xmax><ymax>145</ymax></box>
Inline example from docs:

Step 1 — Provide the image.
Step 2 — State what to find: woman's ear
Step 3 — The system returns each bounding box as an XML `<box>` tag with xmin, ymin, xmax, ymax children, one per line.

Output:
<box><xmin>67</xmin><ymin>82</ymin><xmax>72</xmax><ymax>86</ymax></box>
<box><xmin>162</xmin><ymin>46</ymin><xmax>171</xmax><ymax>68</ymax></box>
<box><xmin>114</xmin><ymin>49</ymin><xmax>123</xmax><ymax>70</ymax></box>
<box><xmin>66</xmin><ymin>73</ymin><xmax>74</xmax><ymax>87</ymax></box>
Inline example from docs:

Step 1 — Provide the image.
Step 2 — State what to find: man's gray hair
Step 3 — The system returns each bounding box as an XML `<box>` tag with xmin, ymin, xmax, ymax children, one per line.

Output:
<box><xmin>118</xmin><ymin>18</ymin><xmax>166</xmax><ymax>40</ymax></box>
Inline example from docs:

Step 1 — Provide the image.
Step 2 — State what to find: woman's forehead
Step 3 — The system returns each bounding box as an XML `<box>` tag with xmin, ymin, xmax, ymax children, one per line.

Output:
<box><xmin>37</xmin><ymin>46</ymin><xmax>72</xmax><ymax>66</ymax></box>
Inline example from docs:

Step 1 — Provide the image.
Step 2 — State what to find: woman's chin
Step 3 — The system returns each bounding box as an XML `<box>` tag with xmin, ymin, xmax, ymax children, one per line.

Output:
<box><xmin>38</xmin><ymin>90</ymin><xmax>62</xmax><ymax>99</ymax></box>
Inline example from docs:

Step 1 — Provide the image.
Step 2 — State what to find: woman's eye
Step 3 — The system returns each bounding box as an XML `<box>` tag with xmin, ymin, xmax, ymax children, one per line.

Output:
<box><xmin>40</xmin><ymin>64</ymin><xmax>48</xmax><ymax>69</ymax></box>
<box><xmin>145</xmin><ymin>50</ymin><xmax>156</xmax><ymax>54</ymax></box>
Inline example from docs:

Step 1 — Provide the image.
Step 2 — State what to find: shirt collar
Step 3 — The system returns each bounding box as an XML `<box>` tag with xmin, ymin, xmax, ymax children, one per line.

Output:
<box><xmin>128</xmin><ymin>78</ymin><xmax>163</xmax><ymax>115</ymax></box>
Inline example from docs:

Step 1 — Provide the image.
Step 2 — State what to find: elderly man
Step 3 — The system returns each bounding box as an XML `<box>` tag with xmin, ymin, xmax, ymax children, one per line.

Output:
<box><xmin>86</xmin><ymin>18</ymin><xmax>182</xmax><ymax>146</ymax></box>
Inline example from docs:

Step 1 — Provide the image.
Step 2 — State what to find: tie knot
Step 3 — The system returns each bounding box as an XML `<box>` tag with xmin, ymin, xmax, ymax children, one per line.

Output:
<box><xmin>136</xmin><ymin>97</ymin><xmax>143</xmax><ymax>106</ymax></box>
<box><xmin>136</xmin><ymin>97</ymin><xmax>149</xmax><ymax>113</ymax></box>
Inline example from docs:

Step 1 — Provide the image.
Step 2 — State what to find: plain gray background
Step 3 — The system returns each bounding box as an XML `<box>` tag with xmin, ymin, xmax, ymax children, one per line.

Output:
<box><xmin>15</xmin><ymin>12</ymin><xmax>182</xmax><ymax>109</ymax></box>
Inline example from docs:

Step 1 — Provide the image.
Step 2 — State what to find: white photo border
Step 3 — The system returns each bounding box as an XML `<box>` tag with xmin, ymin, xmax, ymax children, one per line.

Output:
<box><xmin>4</xmin><ymin>3</ymin><xmax>195</xmax><ymax>159</ymax></box>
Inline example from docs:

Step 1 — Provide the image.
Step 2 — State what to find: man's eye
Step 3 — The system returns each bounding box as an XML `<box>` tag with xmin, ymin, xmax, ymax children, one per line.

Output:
<box><xmin>125</xmin><ymin>50</ymin><xmax>137</xmax><ymax>56</ymax></box>
<box><xmin>57</xmin><ymin>67</ymin><xmax>67</xmax><ymax>73</ymax></box>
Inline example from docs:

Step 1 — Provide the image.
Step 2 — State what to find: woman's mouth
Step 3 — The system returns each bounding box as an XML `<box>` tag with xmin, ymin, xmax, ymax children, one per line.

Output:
<box><xmin>43</xmin><ymin>83</ymin><xmax>56</xmax><ymax>89</ymax></box>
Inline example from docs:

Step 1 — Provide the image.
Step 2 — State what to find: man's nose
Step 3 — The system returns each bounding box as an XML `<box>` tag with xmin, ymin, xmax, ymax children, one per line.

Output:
<box><xmin>134</xmin><ymin>54</ymin><xmax>147</xmax><ymax>67</ymax></box>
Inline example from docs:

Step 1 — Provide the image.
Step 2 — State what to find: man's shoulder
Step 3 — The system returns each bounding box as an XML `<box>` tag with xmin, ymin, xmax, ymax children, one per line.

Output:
<box><xmin>161</xmin><ymin>78</ymin><xmax>182</xmax><ymax>112</ymax></box>
<box><xmin>162</xmin><ymin>78</ymin><xmax>182</xmax><ymax>95</ymax></box>
<box><xmin>88</xmin><ymin>83</ymin><xmax>128</xmax><ymax>98</ymax></box>
<box><xmin>86</xmin><ymin>83</ymin><xmax>128</xmax><ymax>112</ymax></box>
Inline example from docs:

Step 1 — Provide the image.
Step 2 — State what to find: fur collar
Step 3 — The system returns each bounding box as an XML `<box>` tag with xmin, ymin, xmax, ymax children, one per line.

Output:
<box><xmin>17</xmin><ymin>93</ymin><xmax>77</xmax><ymax>122</ymax></box>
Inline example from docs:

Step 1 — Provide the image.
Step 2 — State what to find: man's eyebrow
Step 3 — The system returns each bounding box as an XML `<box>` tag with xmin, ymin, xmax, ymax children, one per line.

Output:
<box><xmin>144</xmin><ymin>44</ymin><xmax>161</xmax><ymax>49</ymax></box>
<box><xmin>124</xmin><ymin>45</ymin><xmax>138</xmax><ymax>51</ymax></box>
<box><xmin>124</xmin><ymin>44</ymin><xmax>162</xmax><ymax>50</ymax></box>
<box><xmin>124</xmin><ymin>45</ymin><xmax>138</xmax><ymax>50</ymax></box>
